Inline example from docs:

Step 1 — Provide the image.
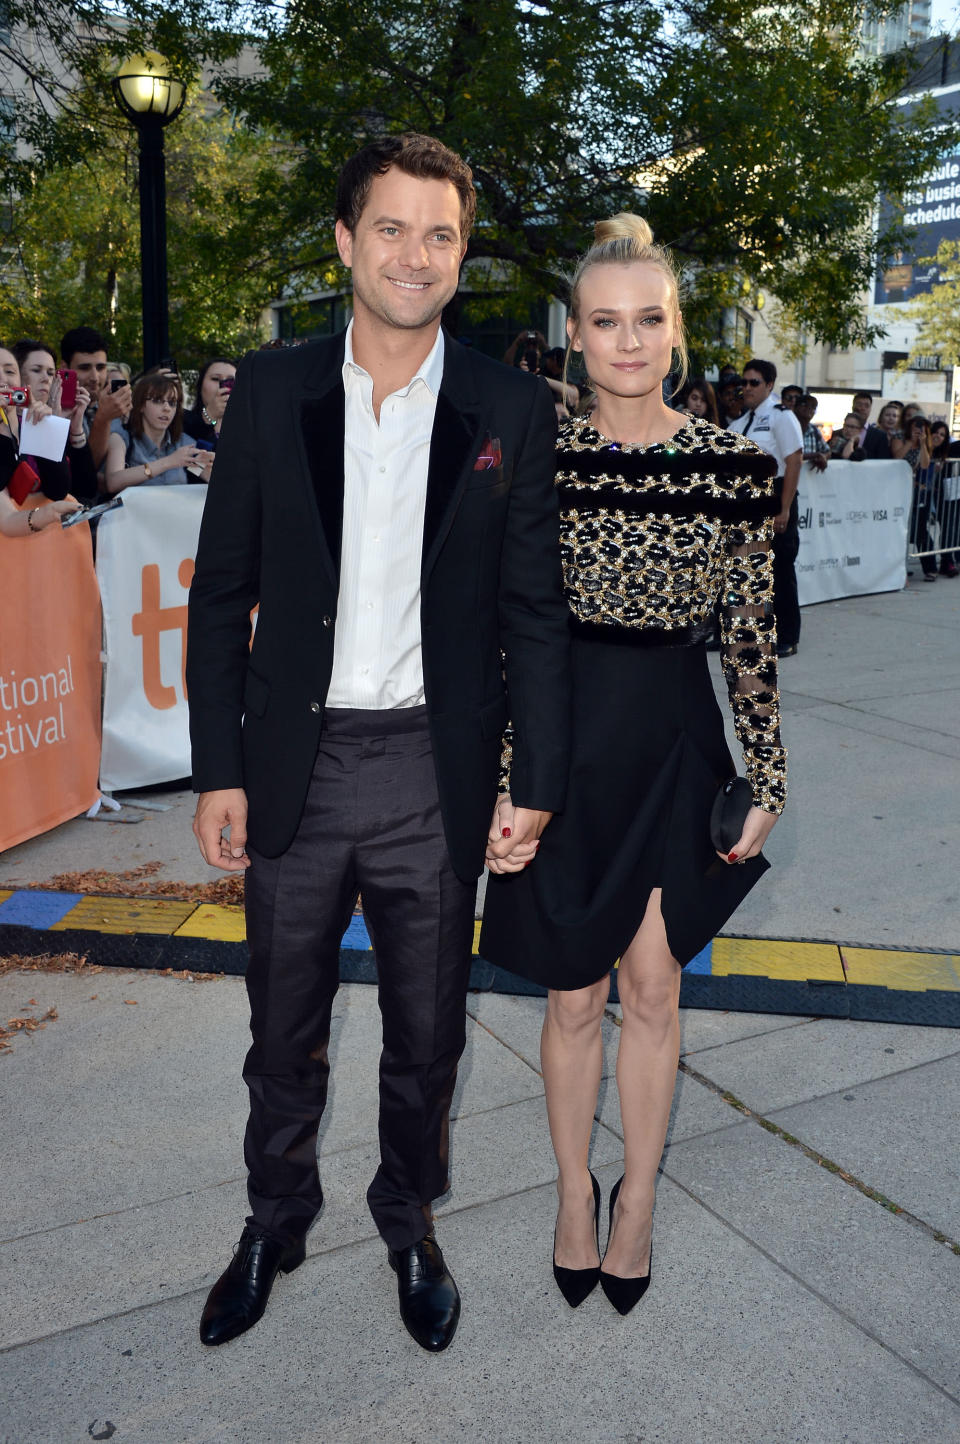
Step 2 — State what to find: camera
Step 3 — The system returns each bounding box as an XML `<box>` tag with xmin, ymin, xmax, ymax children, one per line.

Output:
<box><xmin>110</xmin><ymin>377</ymin><xmax>128</xmax><ymax>393</ymax></box>
<box><xmin>0</xmin><ymin>387</ymin><xmax>30</xmax><ymax>406</ymax></box>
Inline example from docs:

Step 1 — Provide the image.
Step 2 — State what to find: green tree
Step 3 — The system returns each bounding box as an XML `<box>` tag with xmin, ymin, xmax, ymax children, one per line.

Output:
<box><xmin>0</xmin><ymin>94</ymin><xmax>279</xmax><ymax>368</ymax></box>
<box><xmin>2</xmin><ymin>2</ymin><xmax>956</xmax><ymax>361</ymax></box>
<box><xmin>897</xmin><ymin>239</ymin><xmax>960</xmax><ymax>367</ymax></box>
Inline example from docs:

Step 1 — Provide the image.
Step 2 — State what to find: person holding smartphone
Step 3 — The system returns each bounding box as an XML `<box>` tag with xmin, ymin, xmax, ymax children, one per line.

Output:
<box><xmin>104</xmin><ymin>369</ymin><xmax>212</xmax><ymax>493</ymax></box>
<box><xmin>10</xmin><ymin>339</ymin><xmax>98</xmax><ymax>499</ymax></box>
<box><xmin>0</xmin><ymin>344</ymin><xmax>82</xmax><ymax>534</ymax></box>
<box><xmin>182</xmin><ymin>357</ymin><xmax>237</xmax><ymax>451</ymax></box>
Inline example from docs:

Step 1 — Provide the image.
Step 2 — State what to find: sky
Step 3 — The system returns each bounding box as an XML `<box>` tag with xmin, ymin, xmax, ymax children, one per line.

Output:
<box><xmin>932</xmin><ymin>0</ymin><xmax>960</xmax><ymax>33</ymax></box>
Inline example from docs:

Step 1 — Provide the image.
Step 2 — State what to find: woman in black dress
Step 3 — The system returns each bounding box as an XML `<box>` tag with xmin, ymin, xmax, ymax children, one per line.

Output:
<box><xmin>481</xmin><ymin>216</ymin><xmax>786</xmax><ymax>1314</ymax></box>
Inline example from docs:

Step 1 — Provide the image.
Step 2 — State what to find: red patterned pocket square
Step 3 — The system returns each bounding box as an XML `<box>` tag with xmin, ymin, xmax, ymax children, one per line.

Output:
<box><xmin>474</xmin><ymin>436</ymin><xmax>502</xmax><ymax>470</ymax></box>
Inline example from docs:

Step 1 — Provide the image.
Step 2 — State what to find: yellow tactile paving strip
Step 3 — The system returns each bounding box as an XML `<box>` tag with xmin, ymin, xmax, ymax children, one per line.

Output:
<box><xmin>710</xmin><ymin>937</ymin><xmax>845</xmax><ymax>982</ymax></box>
<box><xmin>174</xmin><ymin>903</ymin><xmax>246</xmax><ymax>942</ymax></box>
<box><xmin>49</xmin><ymin>896</ymin><xmax>197</xmax><ymax>935</ymax></box>
<box><xmin>3</xmin><ymin>892</ymin><xmax>957</xmax><ymax>1007</ymax></box>
<box><xmin>842</xmin><ymin>948</ymin><xmax>960</xmax><ymax>992</ymax></box>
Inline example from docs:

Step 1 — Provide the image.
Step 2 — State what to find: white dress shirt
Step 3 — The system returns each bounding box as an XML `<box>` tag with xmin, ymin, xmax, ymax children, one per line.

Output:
<box><xmin>728</xmin><ymin>394</ymin><xmax>803</xmax><ymax>476</ymax></box>
<box><xmin>325</xmin><ymin>321</ymin><xmax>444</xmax><ymax>709</ymax></box>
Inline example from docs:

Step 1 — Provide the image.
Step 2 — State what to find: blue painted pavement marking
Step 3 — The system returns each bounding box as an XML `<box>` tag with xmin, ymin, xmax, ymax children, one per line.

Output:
<box><xmin>0</xmin><ymin>891</ymin><xmax>85</xmax><ymax>929</ymax></box>
<box><xmin>685</xmin><ymin>941</ymin><xmax>713</xmax><ymax>975</ymax></box>
<box><xmin>341</xmin><ymin>914</ymin><xmax>372</xmax><ymax>950</ymax></box>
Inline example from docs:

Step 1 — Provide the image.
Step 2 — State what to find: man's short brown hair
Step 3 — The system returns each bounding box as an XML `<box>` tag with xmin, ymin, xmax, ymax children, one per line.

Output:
<box><xmin>335</xmin><ymin>133</ymin><xmax>477</xmax><ymax>242</ymax></box>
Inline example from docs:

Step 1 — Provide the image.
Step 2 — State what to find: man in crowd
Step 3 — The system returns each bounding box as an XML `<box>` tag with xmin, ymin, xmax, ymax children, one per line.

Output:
<box><xmin>796</xmin><ymin>393</ymin><xmax>829</xmax><ymax>472</ymax></box>
<box><xmin>717</xmin><ymin>374</ymin><xmax>744</xmax><ymax>427</ymax></box>
<box><xmin>852</xmin><ymin>391</ymin><xmax>874</xmax><ymax>442</ymax></box>
<box><xmin>187</xmin><ymin>132</ymin><xmax>570</xmax><ymax>1355</ymax></box>
<box><xmin>728</xmin><ymin>358</ymin><xmax>803</xmax><ymax>658</ymax></box>
<box><xmin>60</xmin><ymin>326</ymin><xmax>132</xmax><ymax>469</ymax></box>
<box><xmin>779</xmin><ymin>383</ymin><xmax>803</xmax><ymax>411</ymax></box>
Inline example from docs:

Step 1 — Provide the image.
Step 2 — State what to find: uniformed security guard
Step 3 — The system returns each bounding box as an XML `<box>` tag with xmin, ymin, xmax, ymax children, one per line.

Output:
<box><xmin>728</xmin><ymin>358</ymin><xmax>804</xmax><ymax>658</ymax></box>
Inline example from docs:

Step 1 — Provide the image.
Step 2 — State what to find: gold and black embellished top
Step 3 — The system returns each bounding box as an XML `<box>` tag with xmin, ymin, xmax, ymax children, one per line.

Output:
<box><xmin>531</xmin><ymin>413</ymin><xmax>786</xmax><ymax>814</ymax></box>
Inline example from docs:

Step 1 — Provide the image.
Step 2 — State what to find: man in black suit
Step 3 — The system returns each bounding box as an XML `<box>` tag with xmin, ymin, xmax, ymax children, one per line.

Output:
<box><xmin>187</xmin><ymin>134</ymin><xmax>570</xmax><ymax>1353</ymax></box>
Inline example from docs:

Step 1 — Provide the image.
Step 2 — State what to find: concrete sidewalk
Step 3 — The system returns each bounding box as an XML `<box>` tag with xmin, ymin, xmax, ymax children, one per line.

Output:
<box><xmin>1</xmin><ymin>964</ymin><xmax>958</xmax><ymax>1442</ymax></box>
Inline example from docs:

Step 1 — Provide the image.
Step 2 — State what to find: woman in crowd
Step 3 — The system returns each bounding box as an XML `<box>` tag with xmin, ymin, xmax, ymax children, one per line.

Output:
<box><xmin>677</xmin><ymin>376</ymin><xmax>719</xmax><ymax>426</ymax></box>
<box><xmin>860</xmin><ymin>400</ymin><xmax>903</xmax><ymax>460</ymax></box>
<box><xmin>0</xmin><ymin>345</ymin><xmax>80</xmax><ymax>536</ymax></box>
<box><xmin>11</xmin><ymin>338</ymin><xmax>97</xmax><ymax>499</ymax></box>
<box><xmin>830</xmin><ymin>412</ymin><xmax>863</xmax><ymax>459</ymax></box>
<box><xmin>104</xmin><ymin>369</ymin><xmax>213</xmax><ymax>494</ymax></box>
<box><xmin>182</xmin><ymin>357</ymin><xmax>237</xmax><ymax>450</ymax></box>
<box><xmin>482</xmin><ymin>216</ymin><xmax>785</xmax><ymax>1316</ymax></box>
<box><xmin>902</xmin><ymin>414</ymin><xmax>939</xmax><ymax>581</ymax></box>
<box><xmin>930</xmin><ymin>421</ymin><xmax>958</xmax><ymax>577</ymax></box>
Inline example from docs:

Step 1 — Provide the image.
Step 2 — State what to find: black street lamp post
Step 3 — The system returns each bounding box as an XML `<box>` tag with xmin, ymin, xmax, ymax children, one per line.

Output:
<box><xmin>111</xmin><ymin>53</ymin><xmax>186</xmax><ymax>371</ymax></box>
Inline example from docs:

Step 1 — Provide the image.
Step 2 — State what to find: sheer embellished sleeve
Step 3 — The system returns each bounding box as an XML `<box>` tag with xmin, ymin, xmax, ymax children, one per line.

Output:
<box><xmin>718</xmin><ymin>516</ymin><xmax>787</xmax><ymax>814</ymax></box>
<box><xmin>498</xmin><ymin>719</ymin><xmax>513</xmax><ymax>794</ymax></box>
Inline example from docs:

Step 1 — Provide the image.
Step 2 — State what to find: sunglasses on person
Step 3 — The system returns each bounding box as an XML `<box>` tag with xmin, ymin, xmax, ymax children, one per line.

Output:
<box><xmin>743</xmin><ymin>377</ymin><xmax>765</xmax><ymax>387</ymax></box>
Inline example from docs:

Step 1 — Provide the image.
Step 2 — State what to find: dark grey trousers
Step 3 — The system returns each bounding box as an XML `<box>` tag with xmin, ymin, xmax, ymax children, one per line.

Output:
<box><xmin>242</xmin><ymin>705</ymin><xmax>476</xmax><ymax>1252</ymax></box>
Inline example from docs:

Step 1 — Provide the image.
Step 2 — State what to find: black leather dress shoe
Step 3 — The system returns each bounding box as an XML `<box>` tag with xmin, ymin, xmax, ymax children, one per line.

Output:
<box><xmin>776</xmin><ymin>643</ymin><xmax>798</xmax><ymax>658</ymax></box>
<box><xmin>388</xmin><ymin>1232</ymin><xmax>461</xmax><ymax>1352</ymax></box>
<box><xmin>199</xmin><ymin>1227</ymin><xmax>306</xmax><ymax>1346</ymax></box>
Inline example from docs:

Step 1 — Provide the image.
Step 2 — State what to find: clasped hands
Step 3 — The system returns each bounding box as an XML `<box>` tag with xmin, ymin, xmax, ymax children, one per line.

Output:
<box><xmin>485</xmin><ymin>793</ymin><xmax>552</xmax><ymax>875</ymax></box>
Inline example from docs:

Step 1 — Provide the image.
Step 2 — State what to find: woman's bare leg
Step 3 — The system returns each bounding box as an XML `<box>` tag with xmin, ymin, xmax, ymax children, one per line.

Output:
<box><xmin>602</xmin><ymin>887</ymin><xmax>681</xmax><ymax>1278</ymax></box>
<box><xmin>541</xmin><ymin>975</ymin><xmax>610</xmax><ymax>1268</ymax></box>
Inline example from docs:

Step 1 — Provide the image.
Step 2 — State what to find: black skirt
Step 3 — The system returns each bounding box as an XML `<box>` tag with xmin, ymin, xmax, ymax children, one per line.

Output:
<box><xmin>480</xmin><ymin>631</ymin><xmax>770</xmax><ymax>990</ymax></box>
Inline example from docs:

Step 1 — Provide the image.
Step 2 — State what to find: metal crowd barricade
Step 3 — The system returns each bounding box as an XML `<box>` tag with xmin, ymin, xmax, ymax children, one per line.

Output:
<box><xmin>908</xmin><ymin>458</ymin><xmax>960</xmax><ymax>564</ymax></box>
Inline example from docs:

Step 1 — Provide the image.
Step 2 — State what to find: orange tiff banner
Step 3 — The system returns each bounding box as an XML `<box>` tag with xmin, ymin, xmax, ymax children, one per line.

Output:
<box><xmin>0</xmin><ymin>518</ymin><xmax>102</xmax><ymax>852</ymax></box>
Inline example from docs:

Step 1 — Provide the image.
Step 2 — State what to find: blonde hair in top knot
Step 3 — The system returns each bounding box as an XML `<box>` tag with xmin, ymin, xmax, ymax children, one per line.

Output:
<box><xmin>566</xmin><ymin>212</ymin><xmax>689</xmax><ymax>394</ymax></box>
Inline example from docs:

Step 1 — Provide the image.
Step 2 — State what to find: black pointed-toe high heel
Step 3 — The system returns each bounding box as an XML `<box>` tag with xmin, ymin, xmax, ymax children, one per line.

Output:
<box><xmin>553</xmin><ymin>1171</ymin><xmax>602</xmax><ymax>1308</ymax></box>
<box><xmin>599</xmin><ymin>1176</ymin><xmax>652</xmax><ymax>1316</ymax></box>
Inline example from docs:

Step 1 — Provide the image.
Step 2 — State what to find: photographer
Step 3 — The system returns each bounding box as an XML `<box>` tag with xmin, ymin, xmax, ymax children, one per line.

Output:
<box><xmin>182</xmin><ymin>357</ymin><xmax>236</xmax><ymax>450</ymax></box>
<box><xmin>104</xmin><ymin>369</ymin><xmax>212</xmax><ymax>494</ymax></box>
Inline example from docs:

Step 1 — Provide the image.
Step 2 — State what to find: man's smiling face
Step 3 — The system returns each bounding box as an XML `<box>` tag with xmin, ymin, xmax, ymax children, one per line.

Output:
<box><xmin>335</xmin><ymin>166</ymin><xmax>465</xmax><ymax>333</ymax></box>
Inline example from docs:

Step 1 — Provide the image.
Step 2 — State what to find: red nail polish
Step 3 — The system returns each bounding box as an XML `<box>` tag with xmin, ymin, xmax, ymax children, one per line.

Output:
<box><xmin>501</xmin><ymin>827</ymin><xmax>512</xmax><ymax>839</ymax></box>
<box><xmin>727</xmin><ymin>851</ymin><xmax>738</xmax><ymax>862</ymax></box>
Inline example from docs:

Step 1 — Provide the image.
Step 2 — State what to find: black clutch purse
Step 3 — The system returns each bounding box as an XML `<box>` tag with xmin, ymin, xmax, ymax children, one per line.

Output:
<box><xmin>710</xmin><ymin>776</ymin><xmax>754</xmax><ymax>853</ymax></box>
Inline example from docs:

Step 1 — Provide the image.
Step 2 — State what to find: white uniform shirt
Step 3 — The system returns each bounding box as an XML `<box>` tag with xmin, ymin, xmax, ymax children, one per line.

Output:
<box><xmin>728</xmin><ymin>394</ymin><xmax>803</xmax><ymax>476</ymax></box>
<box><xmin>325</xmin><ymin>321</ymin><xmax>444</xmax><ymax>709</ymax></box>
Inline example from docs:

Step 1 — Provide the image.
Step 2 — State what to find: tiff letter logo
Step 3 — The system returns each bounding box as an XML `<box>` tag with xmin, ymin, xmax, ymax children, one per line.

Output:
<box><xmin>131</xmin><ymin>559</ymin><xmax>195</xmax><ymax>710</ymax></box>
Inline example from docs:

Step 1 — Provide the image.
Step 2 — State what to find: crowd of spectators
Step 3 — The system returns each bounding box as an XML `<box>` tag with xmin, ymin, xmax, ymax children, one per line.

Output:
<box><xmin>0</xmin><ymin>325</ymin><xmax>236</xmax><ymax>539</ymax></box>
<box><xmin>3</xmin><ymin>316</ymin><xmax>957</xmax><ymax>581</ymax></box>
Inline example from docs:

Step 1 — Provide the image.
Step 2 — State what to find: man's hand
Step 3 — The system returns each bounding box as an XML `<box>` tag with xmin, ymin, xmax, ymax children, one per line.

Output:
<box><xmin>773</xmin><ymin>508</ymin><xmax>791</xmax><ymax>534</ymax></box>
<box><xmin>193</xmin><ymin>788</ymin><xmax>251</xmax><ymax>871</ymax></box>
<box><xmin>719</xmin><ymin>805</ymin><xmax>778</xmax><ymax>865</ymax></box>
<box><xmin>97</xmin><ymin>383</ymin><xmax>132</xmax><ymax>423</ymax></box>
<box><xmin>485</xmin><ymin>794</ymin><xmax>552</xmax><ymax>874</ymax></box>
<box><xmin>807</xmin><ymin>452</ymin><xmax>828</xmax><ymax>472</ymax></box>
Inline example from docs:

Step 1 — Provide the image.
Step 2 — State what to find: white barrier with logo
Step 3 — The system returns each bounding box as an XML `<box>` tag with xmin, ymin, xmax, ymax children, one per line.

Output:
<box><xmin>97</xmin><ymin>485</ymin><xmax>206</xmax><ymax>792</ymax></box>
<box><xmin>797</xmin><ymin>459</ymin><xmax>912</xmax><ymax>606</ymax></box>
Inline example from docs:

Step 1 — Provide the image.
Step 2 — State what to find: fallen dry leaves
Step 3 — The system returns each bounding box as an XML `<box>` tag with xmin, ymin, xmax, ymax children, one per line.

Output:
<box><xmin>0</xmin><ymin>951</ymin><xmax>96</xmax><ymax>977</ymax></box>
<box><xmin>0</xmin><ymin>1005</ymin><xmax>57</xmax><ymax>1052</ymax></box>
<box><xmin>3</xmin><ymin>861</ymin><xmax>246</xmax><ymax>905</ymax></box>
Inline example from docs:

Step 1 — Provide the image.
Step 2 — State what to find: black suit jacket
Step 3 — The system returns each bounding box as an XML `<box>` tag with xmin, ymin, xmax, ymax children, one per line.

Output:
<box><xmin>186</xmin><ymin>329</ymin><xmax>571</xmax><ymax>881</ymax></box>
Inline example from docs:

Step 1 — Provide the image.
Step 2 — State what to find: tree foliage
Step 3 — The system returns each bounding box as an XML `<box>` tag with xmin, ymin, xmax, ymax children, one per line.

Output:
<box><xmin>0</xmin><ymin>93</ymin><xmax>276</xmax><ymax>367</ymax></box>
<box><xmin>898</xmin><ymin>238</ymin><xmax>960</xmax><ymax>367</ymax></box>
<box><xmin>1</xmin><ymin>1</ymin><xmax>956</xmax><ymax>363</ymax></box>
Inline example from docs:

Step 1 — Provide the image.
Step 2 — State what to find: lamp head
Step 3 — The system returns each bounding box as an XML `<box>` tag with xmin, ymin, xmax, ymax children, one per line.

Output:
<box><xmin>112</xmin><ymin>52</ymin><xmax>186</xmax><ymax>125</ymax></box>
